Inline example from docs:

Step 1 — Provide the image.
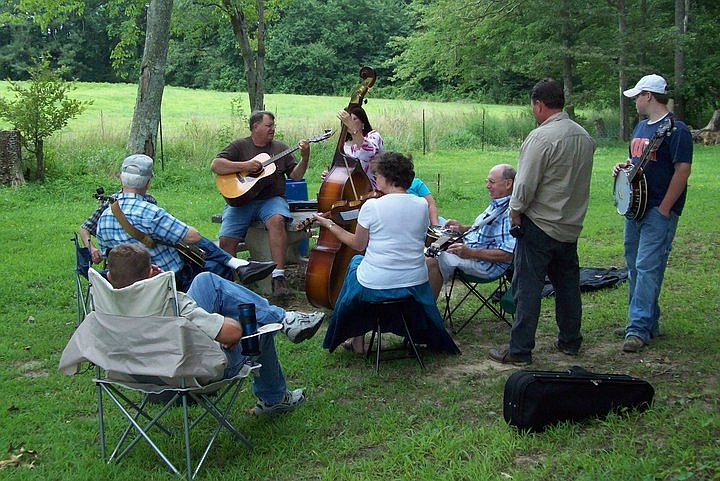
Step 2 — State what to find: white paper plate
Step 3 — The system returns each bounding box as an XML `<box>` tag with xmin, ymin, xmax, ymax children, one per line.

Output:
<box><xmin>241</xmin><ymin>322</ymin><xmax>283</xmax><ymax>339</ymax></box>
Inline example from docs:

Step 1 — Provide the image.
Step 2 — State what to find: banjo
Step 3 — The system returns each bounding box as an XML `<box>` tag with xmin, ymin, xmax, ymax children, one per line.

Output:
<box><xmin>613</xmin><ymin>117</ymin><xmax>673</xmax><ymax>220</ymax></box>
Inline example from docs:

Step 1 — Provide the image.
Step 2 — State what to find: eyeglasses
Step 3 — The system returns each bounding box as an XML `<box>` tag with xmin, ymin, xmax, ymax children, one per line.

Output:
<box><xmin>262</xmin><ymin>123</ymin><xmax>276</xmax><ymax>129</ymax></box>
<box><xmin>486</xmin><ymin>178</ymin><xmax>510</xmax><ymax>184</ymax></box>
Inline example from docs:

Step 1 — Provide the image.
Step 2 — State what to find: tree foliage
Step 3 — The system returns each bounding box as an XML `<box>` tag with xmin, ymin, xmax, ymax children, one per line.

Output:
<box><xmin>0</xmin><ymin>0</ymin><xmax>117</xmax><ymax>82</ymax></box>
<box><xmin>1</xmin><ymin>0</ymin><xmax>719</xmax><ymax>126</ymax></box>
<box><xmin>263</xmin><ymin>0</ymin><xmax>412</xmax><ymax>95</ymax></box>
<box><xmin>0</xmin><ymin>60</ymin><xmax>91</xmax><ymax>179</ymax></box>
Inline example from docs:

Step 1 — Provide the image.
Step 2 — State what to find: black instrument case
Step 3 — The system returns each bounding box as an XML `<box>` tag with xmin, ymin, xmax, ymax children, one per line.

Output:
<box><xmin>503</xmin><ymin>366</ymin><xmax>654</xmax><ymax>432</ymax></box>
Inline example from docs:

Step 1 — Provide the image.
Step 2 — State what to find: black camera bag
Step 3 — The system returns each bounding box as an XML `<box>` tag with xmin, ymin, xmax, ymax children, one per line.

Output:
<box><xmin>503</xmin><ymin>366</ymin><xmax>654</xmax><ymax>432</ymax></box>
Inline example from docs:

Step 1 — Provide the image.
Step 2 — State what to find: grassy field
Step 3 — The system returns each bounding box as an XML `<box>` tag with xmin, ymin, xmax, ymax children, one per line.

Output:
<box><xmin>0</xmin><ymin>84</ymin><xmax>718</xmax><ymax>480</ymax></box>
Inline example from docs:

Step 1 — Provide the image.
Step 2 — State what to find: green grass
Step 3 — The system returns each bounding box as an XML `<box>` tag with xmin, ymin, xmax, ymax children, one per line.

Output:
<box><xmin>0</xmin><ymin>85</ymin><xmax>718</xmax><ymax>480</ymax></box>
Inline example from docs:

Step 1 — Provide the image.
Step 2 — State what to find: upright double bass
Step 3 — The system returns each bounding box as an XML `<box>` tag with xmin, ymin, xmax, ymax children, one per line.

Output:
<box><xmin>305</xmin><ymin>67</ymin><xmax>376</xmax><ymax>309</ymax></box>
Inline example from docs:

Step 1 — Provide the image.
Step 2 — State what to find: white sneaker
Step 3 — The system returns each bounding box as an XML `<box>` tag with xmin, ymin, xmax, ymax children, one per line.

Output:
<box><xmin>282</xmin><ymin>311</ymin><xmax>325</xmax><ymax>343</ymax></box>
<box><xmin>251</xmin><ymin>388</ymin><xmax>306</xmax><ymax>415</ymax></box>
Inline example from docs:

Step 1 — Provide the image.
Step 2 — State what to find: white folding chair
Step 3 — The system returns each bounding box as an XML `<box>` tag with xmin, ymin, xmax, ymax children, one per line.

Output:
<box><xmin>59</xmin><ymin>269</ymin><xmax>258</xmax><ymax>480</ymax></box>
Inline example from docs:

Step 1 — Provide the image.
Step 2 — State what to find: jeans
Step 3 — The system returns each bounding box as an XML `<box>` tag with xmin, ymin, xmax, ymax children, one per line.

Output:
<box><xmin>219</xmin><ymin>196</ymin><xmax>292</xmax><ymax>241</ymax></box>
<box><xmin>624</xmin><ymin>207</ymin><xmax>679</xmax><ymax>343</ymax></box>
<box><xmin>197</xmin><ymin>237</ymin><xmax>234</xmax><ymax>277</ymax></box>
<box><xmin>510</xmin><ymin>218</ymin><xmax>582</xmax><ymax>356</ymax></box>
<box><xmin>175</xmin><ymin>238</ymin><xmax>236</xmax><ymax>291</ymax></box>
<box><xmin>187</xmin><ymin>272</ymin><xmax>288</xmax><ymax>404</ymax></box>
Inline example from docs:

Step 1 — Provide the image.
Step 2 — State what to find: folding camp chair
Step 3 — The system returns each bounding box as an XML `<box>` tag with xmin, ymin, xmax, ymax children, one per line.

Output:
<box><xmin>71</xmin><ymin>232</ymin><xmax>92</xmax><ymax>326</ymax></box>
<box><xmin>443</xmin><ymin>268</ymin><xmax>513</xmax><ymax>334</ymax></box>
<box><xmin>59</xmin><ymin>269</ymin><xmax>258</xmax><ymax>480</ymax></box>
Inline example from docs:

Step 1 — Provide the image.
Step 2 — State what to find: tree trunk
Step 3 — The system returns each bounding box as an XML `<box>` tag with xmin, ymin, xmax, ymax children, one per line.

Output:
<box><xmin>125</xmin><ymin>0</ymin><xmax>173</xmax><ymax>157</ymax></box>
<box><xmin>35</xmin><ymin>138</ymin><xmax>44</xmax><ymax>180</ymax></box>
<box><xmin>560</xmin><ymin>0</ymin><xmax>575</xmax><ymax>120</ymax></box>
<box><xmin>0</xmin><ymin>130</ymin><xmax>25</xmax><ymax>186</ymax></box>
<box><xmin>674</xmin><ymin>0</ymin><xmax>688</xmax><ymax>120</ymax></box>
<box><xmin>692</xmin><ymin>109</ymin><xmax>720</xmax><ymax>144</ymax></box>
<box><xmin>700</xmin><ymin>109</ymin><xmax>720</xmax><ymax>131</ymax></box>
<box><xmin>225</xmin><ymin>0</ymin><xmax>265</xmax><ymax>111</ymax></box>
<box><xmin>617</xmin><ymin>0</ymin><xmax>630</xmax><ymax>141</ymax></box>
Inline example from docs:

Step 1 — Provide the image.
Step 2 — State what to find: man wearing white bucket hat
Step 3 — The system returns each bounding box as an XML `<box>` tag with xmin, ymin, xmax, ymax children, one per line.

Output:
<box><xmin>612</xmin><ymin>74</ymin><xmax>693</xmax><ymax>353</ymax></box>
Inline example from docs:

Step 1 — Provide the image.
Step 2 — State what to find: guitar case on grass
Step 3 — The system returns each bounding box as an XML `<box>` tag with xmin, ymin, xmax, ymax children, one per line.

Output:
<box><xmin>503</xmin><ymin>366</ymin><xmax>654</xmax><ymax>432</ymax></box>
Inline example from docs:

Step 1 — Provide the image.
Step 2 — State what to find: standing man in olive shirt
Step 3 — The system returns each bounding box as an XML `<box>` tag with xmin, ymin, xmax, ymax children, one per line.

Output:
<box><xmin>489</xmin><ymin>78</ymin><xmax>596</xmax><ymax>366</ymax></box>
<box><xmin>212</xmin><ymin>110</ymin><xmax>312</xmax><ymax>303</ymax></box>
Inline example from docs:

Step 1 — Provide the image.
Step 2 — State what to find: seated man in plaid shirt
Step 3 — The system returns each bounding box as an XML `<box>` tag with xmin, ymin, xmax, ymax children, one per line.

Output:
<box><xmin>426</xmin><ymin>164</ymin><xmax>517</xmax><ymax>300</ymax></box>
<box><xmin>95</xmin><ymin>154</ymin><xmax>274</xmax><ymax>291</ymax></box>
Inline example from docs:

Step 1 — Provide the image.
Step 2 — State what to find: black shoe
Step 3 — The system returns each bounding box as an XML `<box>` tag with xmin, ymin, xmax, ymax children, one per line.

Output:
<box><xmin>554</xmin><ymin>340</ymin><xmax>579</xmax><ymax>356</ymax></box>
<box><xmin>236</xmin><ymin>261</ymin><xmax>276</xmax><ymax>284</ymax></box>
<box><xmin>488</xmin><ymin>348</ymin><xmax>532</xmax><ymax>366</ymax></box>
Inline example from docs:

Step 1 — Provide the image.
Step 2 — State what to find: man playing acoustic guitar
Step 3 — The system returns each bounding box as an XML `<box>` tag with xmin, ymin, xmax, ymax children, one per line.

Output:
<box><xmin>211</xmin><ymin>111</ymin><xmax>314</xmax><ymax>303</ymax></box>
<box><xmin>613</xmin><ymin>74</ymin><xmax>693</xmax><ymax>353</ymax></box>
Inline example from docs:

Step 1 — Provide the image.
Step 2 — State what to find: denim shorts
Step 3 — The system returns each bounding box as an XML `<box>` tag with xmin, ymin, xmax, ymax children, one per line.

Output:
<box><xmin>219</xmin><ymin>196</ymin><xmax>291</xmax><ymax>240</ymax></box>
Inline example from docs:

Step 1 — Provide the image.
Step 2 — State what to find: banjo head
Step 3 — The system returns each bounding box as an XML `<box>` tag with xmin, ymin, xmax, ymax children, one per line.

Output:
<box><xmin>613</xmin><ymin>170</ymin><xmax>632</xmax><ymax>215</ymax></box>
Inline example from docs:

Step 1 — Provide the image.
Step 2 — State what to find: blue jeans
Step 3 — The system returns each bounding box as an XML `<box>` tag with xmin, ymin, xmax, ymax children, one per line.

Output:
<box><xmin>174</xmin><ymin>237</ymin><xmax>240</xmax><ymax>292</ymax></box>
<box><xmin>187</xmin><ymin>272</ymin><xmax>288</xmax><ymax>404</ymax></box>
<box><xmin>510</xmin><ymin>218</ymin><xmax>582</xmax><ymax>357</ymax></box>
<box><xmin>624</xmin><ymin>207</ymin><xmax>679</xmax><ymax>343</ymax></box>
<box><xmin>219</xmin><ymin>196</ymin><xmax>292</xmax><ymax>241</ymax></box>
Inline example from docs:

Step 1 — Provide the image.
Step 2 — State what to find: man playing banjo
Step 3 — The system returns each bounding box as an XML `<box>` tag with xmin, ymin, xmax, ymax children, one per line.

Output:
<box><xmin>612</xmin><ymin>74</ymin><xmax>693</xmax><ymax>353</ymax></box>
<box><xmin>426</xmin><ymin>163</ymin><xmax>516</xmax><ymax>300</ymax></box>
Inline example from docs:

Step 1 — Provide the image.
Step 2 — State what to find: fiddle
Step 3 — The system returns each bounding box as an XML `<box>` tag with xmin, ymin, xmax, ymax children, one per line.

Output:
<box><xmin>295</xmin><ymin>191</ymin><xmax>382</xmax><ymax>231</ymax></box>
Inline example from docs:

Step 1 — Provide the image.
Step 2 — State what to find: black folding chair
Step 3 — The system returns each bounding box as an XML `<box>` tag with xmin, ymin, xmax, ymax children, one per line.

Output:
<box><xmin>443</xmin><ymin>268</ymin><xmax>513</xmax><ymax>334</ymax></box>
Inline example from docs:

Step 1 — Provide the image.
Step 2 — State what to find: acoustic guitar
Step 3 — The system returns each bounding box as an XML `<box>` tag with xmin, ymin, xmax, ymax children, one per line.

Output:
<box><xmin>216</xmin><ymin>129</ymin><xmax>334</xmax><ymax>207</ymax></box>
<box><xmin>613</xmin><ymin>117</ymin><xmax>673</xmax><ymax>220</ymax></box>
<box><xmin>174</xmin><ymin>241</ymin><xmax>206</xmax><ymax>267</ymax></box>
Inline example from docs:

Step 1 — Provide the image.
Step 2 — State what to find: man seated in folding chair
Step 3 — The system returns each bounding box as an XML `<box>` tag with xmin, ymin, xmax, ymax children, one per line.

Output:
<box><xmin>91</xmin><ymin>154</ymin><xmax>276</xmax><ymax>291</ymax></box>
<box><xmin>102</xmin><ymin>243</ymin><xmax>319</xmax><ymax>414</ymax></box>
<box><xmin>426</xmin><ymin>164</ymin><xmax>517</xmax><ymax>330</ymax></box>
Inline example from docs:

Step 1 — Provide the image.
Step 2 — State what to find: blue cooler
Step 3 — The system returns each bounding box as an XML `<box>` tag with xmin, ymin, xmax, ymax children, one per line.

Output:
<box><xmin>285</xmin><ymin>179</ymin><xmax>310</xmax><ymax>256</ymax></box>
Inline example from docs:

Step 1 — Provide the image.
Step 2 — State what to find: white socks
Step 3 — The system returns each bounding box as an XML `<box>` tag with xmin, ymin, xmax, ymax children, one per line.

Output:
<box><xmin>226</xmin><ymin>257</ymin><xmax>249</xmax><ymax>269</ymax></box>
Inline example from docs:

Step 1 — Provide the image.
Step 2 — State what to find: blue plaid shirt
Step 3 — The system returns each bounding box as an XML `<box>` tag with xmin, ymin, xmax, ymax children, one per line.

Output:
<box><xmin>81</xmin><ymin>189</ymin><xmax>157</xmax><ymax>235</ymax></box>
<box><xmin>464</xmin><ymin>195</ymin><xmax>515</xmax><ymax>277</ymax></box>
<box><xmin>96</xmin><ymin>192</ymin><xmax>189</xmax><ymax>273</ymax></box>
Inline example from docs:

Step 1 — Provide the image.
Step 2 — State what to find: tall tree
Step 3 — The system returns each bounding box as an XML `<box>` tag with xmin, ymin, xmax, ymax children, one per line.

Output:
<box><xmin>673</xmin><ymin>0</ymin><xmax>688</xmax><ymax>120</ymax></box>
<box><xmin>615</xmin><ymin>0</ymin><xmax>631</xmax><ymax>140</ymax></box>
<box><xmin>125</xmin><ymin>0</ymin><xmax>173</xmax><ymax>156</ymax></box>
<box><xmin>207</xmin><ymin>0</ymin><xmax>272</xmax><ymax>111</ymax></box>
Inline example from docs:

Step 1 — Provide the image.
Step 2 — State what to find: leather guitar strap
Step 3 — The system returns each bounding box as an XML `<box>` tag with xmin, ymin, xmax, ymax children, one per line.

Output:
<box><xmin>110</xmin><ymin>200</ymin><xmax>157</xmax><ymax>249</ymax></box>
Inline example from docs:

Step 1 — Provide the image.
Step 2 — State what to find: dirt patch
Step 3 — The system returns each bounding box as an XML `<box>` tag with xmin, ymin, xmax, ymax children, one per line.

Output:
<box><xmin>14</xmin><ymin>359</ymin><xmax>49</xmax><ymax>378</ymax></box>
<box><xmin>280</xmin><ymin>265</ymin><xmax>719</xmax><ymax>407</ymax></box>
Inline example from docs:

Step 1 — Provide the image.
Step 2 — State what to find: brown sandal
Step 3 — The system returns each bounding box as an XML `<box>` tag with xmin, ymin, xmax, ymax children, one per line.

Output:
<box><xmin>342</xmin><ymin>338</ymin><xmax>365</xmax><ymax>354</ymax></box>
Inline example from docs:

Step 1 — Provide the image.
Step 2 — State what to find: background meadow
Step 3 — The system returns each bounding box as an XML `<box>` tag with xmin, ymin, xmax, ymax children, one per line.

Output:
<box><xmin>0</xmin><ymin>83</ymin><xmax>717</xmax><ymax>480</ymax></box>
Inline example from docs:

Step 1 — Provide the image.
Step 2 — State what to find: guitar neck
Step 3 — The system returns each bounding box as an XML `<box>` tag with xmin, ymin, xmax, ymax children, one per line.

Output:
<box><xmin>627</xmin><ymin>135</ymin><xmax>662</xmax><ymax>181</ymax></box>
<box><xmin>263</xmin><ymin>144</ymin><xmax>300</xmax><ymax>168</ymax></box>
<box><xmin>628</xmin><ymin>118</ymin><xmax>672</xmax><ymax>182</ymax></box>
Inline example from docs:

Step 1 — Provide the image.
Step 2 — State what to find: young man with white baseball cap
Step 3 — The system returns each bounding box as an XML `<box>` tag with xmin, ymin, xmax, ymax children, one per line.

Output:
<box><xmin>612</xmin><ymin>74</ymin><xmax>693</xmax><ymax>353</ymax></box>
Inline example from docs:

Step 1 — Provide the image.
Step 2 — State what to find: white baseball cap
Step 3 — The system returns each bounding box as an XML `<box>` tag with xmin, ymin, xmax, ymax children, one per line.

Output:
<box><xmin>623</xmin><ymin>74</ymin><xmax>668</xmax><ymax>98</ymax></box>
